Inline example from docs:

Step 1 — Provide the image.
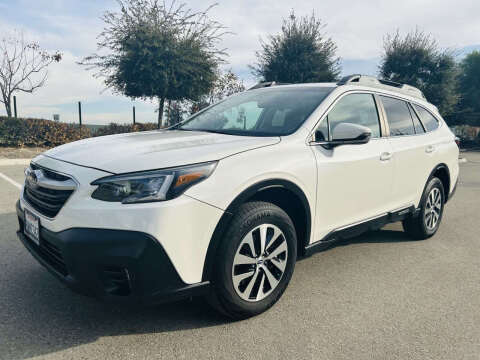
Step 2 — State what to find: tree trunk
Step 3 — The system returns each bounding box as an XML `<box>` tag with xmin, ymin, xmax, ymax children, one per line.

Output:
<box><xmin>158</xmin><ymin>97</ymin><xmax>166</xmax><ymax>129</ymax></box>
<box><xmin>4</xmin><ymin>95</ymin><xmax>12</xmax><ymax>118</ymax></box>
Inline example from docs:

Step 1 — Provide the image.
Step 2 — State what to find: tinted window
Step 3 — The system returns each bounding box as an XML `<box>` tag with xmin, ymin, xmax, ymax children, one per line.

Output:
<box><xmin>326</xmin><ymin>94</ymin><xmax>381</xmax><ymax>138</ymax></box>
<box><xmin>179</xmin><ymin>87</ymin><xmax>334</xmax><ymax>136</ymax></box>
<box><xmin>413</xmin><ymin>104</ymin><xmax>439</xmax><ymax>132</ymax></box>
<box><xmin>408</xmin><ymin>103</ymin><xmax>425</xmax><ymax>134</ymax></box>
<box><xmin>381</xmin><ymin>96</ymin><xmax>415</xmax><ymax>136</ymax></box>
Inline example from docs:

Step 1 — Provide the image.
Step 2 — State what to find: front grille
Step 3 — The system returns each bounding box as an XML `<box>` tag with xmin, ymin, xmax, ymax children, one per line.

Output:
<box><xmin>23</xmin><ymin>165</ymin><xmax>75</xmax><ymax>218</ymax></box>
<box><xmin>30</xmin><ymin>163</ymin><xmax>71</xmax><ymax>181</ymax></box>
<box><xmin>24</xmin><ymin>186</ymin><xmax>73</xmax><ymax>217</ymax></box>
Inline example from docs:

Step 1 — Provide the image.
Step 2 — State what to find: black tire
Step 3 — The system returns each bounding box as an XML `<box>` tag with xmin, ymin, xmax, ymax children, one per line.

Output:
<box><xmin>207</xmin><ymin>201</ymin><xmax>297</xmax><ymax>319</ymax></box>
<box><xmin>402</xmin><ymin>177</ymin><xmax>445</xmax><ymax>240</ymax></box>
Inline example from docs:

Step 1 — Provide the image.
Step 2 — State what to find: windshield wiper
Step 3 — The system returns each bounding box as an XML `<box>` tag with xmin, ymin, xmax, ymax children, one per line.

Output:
<box><xmin>173</xmin><ymin>128</ymin><xmax>235</xmax><ymax>135</ymax></box>
<box><xmin>168</xmin><ymin>126</ymin><xmax>196</xmax><ymax>131</ymax></box>
<box><xmin>194</xmin><ymin>129</ymin><xmax>238</xmax><ymax>135</ymax></box>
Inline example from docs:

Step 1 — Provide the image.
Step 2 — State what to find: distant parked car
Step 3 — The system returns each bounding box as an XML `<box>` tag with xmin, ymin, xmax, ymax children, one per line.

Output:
<box><xmin>17</xmin><ymin>74</ymin><xmax>459</xmax><ymax>319</ymax></box>
<box><xmin>455</xmin><ymin>136</ymin><xmax>461</xmax><ymax>148</ymax></box>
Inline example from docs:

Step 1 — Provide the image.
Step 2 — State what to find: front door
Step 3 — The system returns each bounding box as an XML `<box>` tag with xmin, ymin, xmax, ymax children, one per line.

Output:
<box><xmin>310</xmin><ymin>93</ymin><xmax>395</xmax><ymax>242</ymax></box>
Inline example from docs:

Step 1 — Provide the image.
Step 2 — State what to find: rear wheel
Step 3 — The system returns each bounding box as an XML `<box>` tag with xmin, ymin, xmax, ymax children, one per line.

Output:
<box><xmin>403</xmin><ymin>177</ymin><xmax>445</xmax><ymax>240</ymax></box>
<box><xmin>208</xmin><ymin>201</ymin><xmax>297</xmax><ymax>319</ymax></box>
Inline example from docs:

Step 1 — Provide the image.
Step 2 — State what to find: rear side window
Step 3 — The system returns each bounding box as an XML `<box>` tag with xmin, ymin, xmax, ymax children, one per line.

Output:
<box><xmin>412</xmin><ymin>104</ymin><xmax>439</xmax><ymax>132</ymax></box>
<box><xmin>326</xmin><ymin>93</ymin><xmax>381</xmax><ymax>138</ymax></box>
<box><xmin>380</xmin><ymin>96</ymin><xmax>415</xmax><ymax>136</ymax></box>
<box><xmin>408</xmin><ymin>103</ymin><xmax>425</xmax><ymax>134</ymax></box>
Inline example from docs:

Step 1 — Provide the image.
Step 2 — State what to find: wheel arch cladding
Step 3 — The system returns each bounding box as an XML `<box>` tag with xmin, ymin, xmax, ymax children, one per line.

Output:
<box><xmin>201</xmin><ymin>179</ymin><xmax>312</xmax><ymax>281</ymax></box>
<box><xmin>431</xmin><ymin>164</ymin><xmax>451</xmax><ymax>202</ymax></box>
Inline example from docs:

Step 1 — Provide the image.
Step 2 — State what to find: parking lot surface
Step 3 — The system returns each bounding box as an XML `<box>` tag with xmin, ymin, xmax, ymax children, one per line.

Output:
<box><xmin>0</xmin><ymin>153</ymin><xmax>479</xmax><ymax>360</ymax></box>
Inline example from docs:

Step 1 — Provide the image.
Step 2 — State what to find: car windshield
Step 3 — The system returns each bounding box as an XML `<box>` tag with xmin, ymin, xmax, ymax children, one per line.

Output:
<box><xmin>177</xmin><ymin>86</ymin><xmax>334</xmax><ymax>136</ymax></box>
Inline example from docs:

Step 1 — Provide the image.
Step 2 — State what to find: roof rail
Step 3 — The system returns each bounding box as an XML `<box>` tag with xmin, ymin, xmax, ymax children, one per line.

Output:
<box><xmin>337</xmin><ymin>74</ymin><xmax>426</xmax><ymax>100</ymax></box>
<box><xmin>248</xmin><ymin>81</ymin><xmax>290</xmax><ymax>90</ymax></box>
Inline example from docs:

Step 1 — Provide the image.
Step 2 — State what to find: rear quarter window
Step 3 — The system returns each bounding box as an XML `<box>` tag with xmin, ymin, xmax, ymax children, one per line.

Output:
<box><xmin>412</xmin><ymin>104</ymin><xmax>440</xmax><ymax>132</ymax></box>
<box><xmin>408</xmin><ymin>103</ymin><xmax>425</xmax><ymax>134</ymax></box>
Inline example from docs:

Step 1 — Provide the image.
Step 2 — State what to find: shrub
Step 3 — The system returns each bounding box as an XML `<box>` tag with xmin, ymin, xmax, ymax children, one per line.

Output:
<box><xmin>0</xmin><ymin>116</ymin><xmax>92</xmax><ymax>147</ymax></box>
<box><xmin>94</xmin><ymin>122</ymin><xmax>158</xmax><ymax>137</ymax></box>
<box><xmin>0</xmin><ymin>117</ymin><xmax>161</xmax><ymax>148</ymax></box>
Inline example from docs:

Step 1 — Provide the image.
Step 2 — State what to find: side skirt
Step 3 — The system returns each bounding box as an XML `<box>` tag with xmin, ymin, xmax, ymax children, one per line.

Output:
<box><xmin>304</xmin><ymin>206</ymin><xmax>416</xmax><ymax>256</ymax></box>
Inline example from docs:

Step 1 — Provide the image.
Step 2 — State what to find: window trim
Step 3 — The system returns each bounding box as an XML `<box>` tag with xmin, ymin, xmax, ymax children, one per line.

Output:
<box><xmin>375</xmin><ymin>94</ymin><xmax>443</xmax><ymax>139</ymax></box>
<box><xmin>309</xmin><ymin>90</ymin><xmax>386</xmax><ymax>145</ymax></box>
<box><xmin>410</xmin><ymin>103</ymin><xmax>441</xmax><ymax>133</ymax></box>
<box><xmin>374</xmin><ymin>93</ymin><xmax>390</xmax><ymax>137</ymax></box>
<box><xmin>308</xmin><ymin>89</ymin><xmax>443</xmax><ymax>144</ymax></box>
<box><xmin>407</xmin><ymin>103</ymin><xmax>426</xmax><ymax>134</ymax></box>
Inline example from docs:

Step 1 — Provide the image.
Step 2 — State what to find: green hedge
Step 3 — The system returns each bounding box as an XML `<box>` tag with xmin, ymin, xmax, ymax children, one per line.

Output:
<box><xmin>0</xmin><ymin>116</ymin><xmax>92</xmax><ymax>147</ymax></box>
<box><xmin>94</xmin><ymin>122</ymin><xmax>158</xmax><ymax>137</ymax></box>
<box><xmin>0</xmin><ymin>117</ymin><xmax>159</xmax><ymax>148</ymax></box>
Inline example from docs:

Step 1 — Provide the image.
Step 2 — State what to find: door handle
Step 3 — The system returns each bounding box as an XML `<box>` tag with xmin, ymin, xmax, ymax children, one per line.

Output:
<box><xmin>380</xmin><ymin>152</ymin><xmax>392</xmax><ymax>161</ymax></box>
<box><xmin>425</xmin><ymin>145</ymin><xmax>435</xmax><ymax>153</ymax></box>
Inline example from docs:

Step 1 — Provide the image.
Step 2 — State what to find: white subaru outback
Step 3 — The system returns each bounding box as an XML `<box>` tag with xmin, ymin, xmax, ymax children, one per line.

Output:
<box><xmin>17</xmin><ymin>75</ymin><xmax>459</xmax><ymax>319</ymax></box>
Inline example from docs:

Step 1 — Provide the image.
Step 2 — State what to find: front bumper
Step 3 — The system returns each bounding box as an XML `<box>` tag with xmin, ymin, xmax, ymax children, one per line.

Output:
<box><xmin>16</xmin><ymin>201</ymin><xmax>209</xmax><ymax>305</ymax></box>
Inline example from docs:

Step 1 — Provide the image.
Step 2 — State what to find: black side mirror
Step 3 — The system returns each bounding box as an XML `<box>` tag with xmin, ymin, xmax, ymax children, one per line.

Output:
<box><xmin>314</xmin><ymin>129</ymin><xmax>328</xmax><ymax>142</ymax></box>
<box><xmin>315</xmin><ymin>122</ymin><xmax>371</xmax><ymax>148</ymax></box>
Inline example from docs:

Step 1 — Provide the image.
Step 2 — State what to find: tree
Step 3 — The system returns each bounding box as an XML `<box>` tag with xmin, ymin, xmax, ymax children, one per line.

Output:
<box><xmin>0</xmin><ymin>32</ymin><xmax>61</xmax><ymax>117</ymax></box>
<box><xmin>251</xmin><ymin>11</ymin><xmax>340</xmax><ymax>83</ymax></box>
<box><xmin>81</xmin><ymin>0</ymin><xmax>227</xmax><ymax>128</ymax></box>
<box><xmin>457</xmin><ymin>51</ymin><xmax>480</xmax><ymax>121</ymax></box>
<box><xmin>189</xmin><ymin>69</ymin><xmax>245</xmax><ymax>114</ymax></box>
<box><xmin>379</xmin><ymin>29</ymin><xmax>458</xmax><ymax>117</ymax></box>
<box><xmin>163</xmin><ymin>69</ymin><xmax>245</xmax><ymax>126</ymax></box>
<box><xmin>165</xmin><ymin>100</ymin><xmax>187</xmax><ymax>126</ymax></box>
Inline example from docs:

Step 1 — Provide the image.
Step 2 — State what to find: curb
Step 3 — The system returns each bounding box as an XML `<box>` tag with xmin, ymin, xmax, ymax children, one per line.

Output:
<box><xmin>0</xmin><ymin>158</ymin><xmax>31</xmax><ymax>166</ymax></box>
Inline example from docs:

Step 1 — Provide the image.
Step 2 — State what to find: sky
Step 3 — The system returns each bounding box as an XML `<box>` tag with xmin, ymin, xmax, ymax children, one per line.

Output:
<box><xmin>0</xmin><ymin>0</ymin><xmax>479</xmax><ymax>124</ymax></box>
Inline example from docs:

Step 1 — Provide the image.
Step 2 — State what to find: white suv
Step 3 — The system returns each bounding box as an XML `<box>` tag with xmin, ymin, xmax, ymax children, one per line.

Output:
<box><xmin>17</xmin><ymin>75</ymin><xmax>459</xmax><ymax>319</ymax></box>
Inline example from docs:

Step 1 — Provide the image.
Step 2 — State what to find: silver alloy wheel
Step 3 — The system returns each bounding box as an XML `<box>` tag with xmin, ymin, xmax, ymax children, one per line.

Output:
<box><xmin>231</xmin><ymin>224</ymin><xmax>288</xmax><ymax>302</ymax></box>
<box><xmin>424</xmin><ymin>187</ymin><xmax>442</xmax><ymax>230</ymax></box>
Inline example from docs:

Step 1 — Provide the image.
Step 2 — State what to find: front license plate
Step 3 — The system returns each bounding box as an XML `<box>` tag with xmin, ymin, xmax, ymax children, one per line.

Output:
<box><xmin>24</xmin><ymin>209</ymin><xmax>40</xmax><ymax>246</ymax></box>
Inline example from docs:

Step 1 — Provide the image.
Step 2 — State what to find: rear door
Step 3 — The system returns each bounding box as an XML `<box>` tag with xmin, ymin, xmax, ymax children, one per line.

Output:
<box><xmin>310</xmin><ymin>92</ymin><xmax>395</xmax><ymax>241</ymax></box>
<box><xmin>380</xmin><ymin>95</ymin><xmax>432</xmax><ymax>208</ymax></box>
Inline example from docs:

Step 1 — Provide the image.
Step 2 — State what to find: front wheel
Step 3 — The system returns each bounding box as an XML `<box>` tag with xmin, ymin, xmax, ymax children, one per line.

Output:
<box><xmin>403</xmin><ymin>177</ymin><xmax>445</xmax><ymax>240</ymax></box>
<box><xmin>208</xmin><ymin>201</ymin><xmax>297</xmax><ymax>319</ymax></box>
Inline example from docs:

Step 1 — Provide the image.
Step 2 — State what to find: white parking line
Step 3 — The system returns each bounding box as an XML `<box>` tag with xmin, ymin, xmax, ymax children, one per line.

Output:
<box><xmin>0</xmin><ymin>172</ymin><xmax>22</xmax><ymax>189</ymax></box>
<box><xmin>0</xmin><ymin>158</ymin><xmax>31</xmax><ymax>166</ymax></box>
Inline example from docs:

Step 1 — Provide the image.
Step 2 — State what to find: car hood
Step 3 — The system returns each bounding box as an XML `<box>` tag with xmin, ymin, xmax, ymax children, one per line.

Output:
<box><xmin>43</xmin><ymin>130</ymin><xmax>280</xmax><ymax>174</ymax></box>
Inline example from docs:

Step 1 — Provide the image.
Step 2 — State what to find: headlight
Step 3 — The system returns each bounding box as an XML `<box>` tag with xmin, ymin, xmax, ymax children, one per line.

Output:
<box><xmin>91</xmin><ymin>162</ymin><xmax>217</xmax><ymax>204</ymax></box>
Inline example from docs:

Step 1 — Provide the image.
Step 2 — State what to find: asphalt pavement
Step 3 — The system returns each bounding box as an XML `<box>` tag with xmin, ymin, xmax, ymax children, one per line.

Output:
<box><xmin>0</xmin><ymin>153</ymin><xmax>479</xmax><ymax>360</ymax></box>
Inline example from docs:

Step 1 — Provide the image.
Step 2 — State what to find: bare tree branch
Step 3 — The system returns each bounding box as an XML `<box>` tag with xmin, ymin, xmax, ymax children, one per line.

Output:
<box><xmin>0</xmin><ymin>30</ymin><xmax>62</xmax><ymax>117</ymax></box>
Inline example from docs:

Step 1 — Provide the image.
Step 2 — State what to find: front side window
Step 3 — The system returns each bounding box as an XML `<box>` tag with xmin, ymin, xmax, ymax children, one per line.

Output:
<box><xmin>178</xmin><ymin>87</ymin><xmax>334</xmax><ymax>136</ymax></box>
<box><xmin>325</xmin><ymin>93</ymin><xmax>381</xmax><ymax>138</ymax></box>
<box><xmin>412</xmin><ymin>104</ymin><xmax>439</xmax><ymax>132</ymax></box>
<box><xmin>380</xmin><ymin>96</ymin><xmax>415</xmax><ymax>136</ymax></box>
